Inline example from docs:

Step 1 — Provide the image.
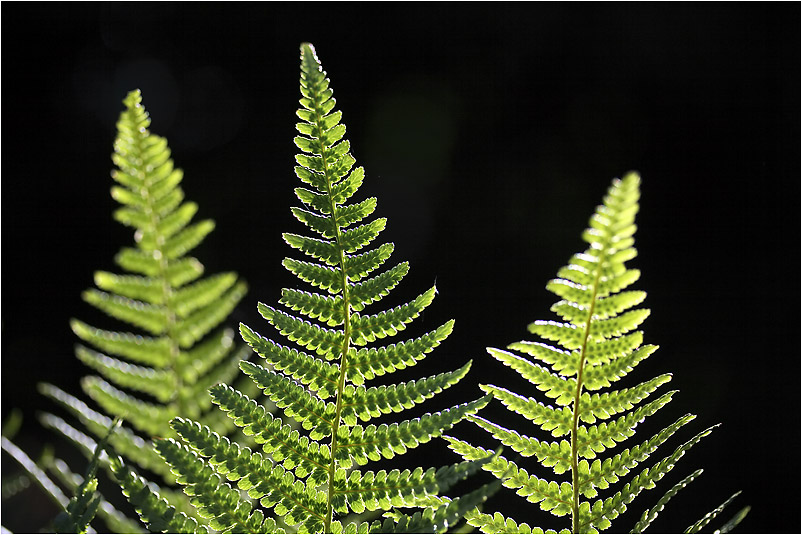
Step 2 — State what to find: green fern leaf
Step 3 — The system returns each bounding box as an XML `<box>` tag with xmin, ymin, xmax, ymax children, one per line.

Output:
<box><xmin>239</xmin><ymin>360</ymin><xmax>337</xmax><ymax>438</ymax></box>
<box><xmin>38</xmin><ymin>385</ymin><xmax>169</xmax><ymax>478</ymax></box>
<box><xmin>157</xmin><ymin>43</ymin><xmax>484</xmax><ymax>533</ymax></box>
<box><xmin>684</xmin><ymin>490</ymin><xmax>744</xmax><ymax>534</ymax></box>
<box><xmin>345</xmin><ymin>320</ymin><xmax>455</xmax><ymax>385</ymax></box>
<box><xmin>340</xmin><ymin>361</ymin><xmax>472</xmax><ymax>425</ymax></box>
<box><xmin>372</xmin><ymin>480</ymin><xmax>502</xmax><ymax>534</ymax></box>
<box><xmin>155</xmin><ymin>438</ymin><xmax>282</xmax><ymax>533</ymax></box>
<box><xmin>158</xmin><ymin>421</ymin><xmax>328</xmax><ymax>532</ymax></box>
<box><xmin>110</xmin><ymin>456</ymin><xmax>203</xmax><ymax>534</ymax></box>
<box><xmin>75</xmin><ymin>345</ymin><xmax>177</xmax><ymax>403</ymax></box>
<box><xmin>80</xmin><ymin>377</ymin><xmax>175</xmax><ymax>437</ymax></box>
<box><xmin>447</xmin><ymin>173</ymin><xmax>737</xmax><ymax>532</ymax></box>
<box><xmin>576</xmin><ymin>414</ymin><xmax>696</xmax><ymax>499</ymax></box>
<box><xmin>630</xmin><ymin>469</ymin><xmax>702</xmax><ymax>533</ymax></box>
<box><xmin>45</xmin><ymin>455</ymin><xmax>146</xmax><ymax>534</ymax></box>
<box><xmin>204</xmin><ymin>387</ymin><xmax>332</xmax><ymax>486</ymax></box>
<box><xmin>713</xmin><ymin>505</ymin><xmax>751</xmax><ymax>534</ymax></box>
<box><xmin>54</xmin><ymin>419</ymin><xmax>120</xmax><ymax>534</ymax></box>
<box><xmin>240</xmin><ymin>323</ymin><xmax>340</xmax><ymax>398</ymax></box>
<box><xmin>456</xmin><ymin>509</ymin><xmax>562</xmax><ymax>535</ymax></box>
<box><xmin>335</xmin><ymin>397</ymin><xmax>489</xmax><ymax>468</ymax></box>
<box><xmin>578</xmin><ymin>426</ymin><xmax>716</xmax><ymax>532</ymax></box>
<box><xmin>39</xmin><ymin>89</ymin><xmax>252</xmax><ymax>532</ymax></box>
<box><xmin>465</xmin><ymin>416</ymin><xmax>572</xmax><ymax>474</ymax></box>
<box><xmin>70</xmin><ymin>319</ymin><xmax>172</xmax><ymax>367</ymax></box>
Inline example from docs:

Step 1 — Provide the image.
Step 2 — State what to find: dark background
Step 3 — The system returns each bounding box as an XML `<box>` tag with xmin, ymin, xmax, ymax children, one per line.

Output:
<box><xmin>2</xmin><ymin>3</ymin><xmax>799</xmax><ymax>533</ymax></box>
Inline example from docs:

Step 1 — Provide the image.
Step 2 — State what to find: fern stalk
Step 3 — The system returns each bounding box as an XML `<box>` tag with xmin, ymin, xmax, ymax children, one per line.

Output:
<box><xmin>570</xmin><ymin>251</ymin><xmax>602</xmax><ymax>532</ymax></box>
<box><xmin>302</xmin><ymin>47</ymin><xmax>358</xmax><ymax>527</ymax></box>
<box><xmin>123</xmin><ymin>100</ymin><xmax>185</xmax><ymax>416</ymax></box>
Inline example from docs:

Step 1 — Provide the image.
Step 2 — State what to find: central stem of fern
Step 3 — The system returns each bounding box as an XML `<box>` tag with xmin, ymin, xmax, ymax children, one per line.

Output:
<box><xmin>570</xmin><ymin>250</ymin><xmax>605</xmax><ymax>533</ymax></box>
<box><xmin>134</xmin><ymin>120</ymin><xmax>184</xmax><ymax>418</ymax></box>
<box><xmin>305</xmin><ymin>73</ymin><xmax>351</xmax><ymax>532</ymax></box>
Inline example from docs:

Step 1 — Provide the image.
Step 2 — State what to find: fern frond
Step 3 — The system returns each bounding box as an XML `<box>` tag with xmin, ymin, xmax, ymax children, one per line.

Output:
<box><xmin>448</xmin><ymin>173</ymin><xmax>735</xmax><ymax>532</ymax></box>
<box><xmin>1</xmin><ymin>436</ymin><xmax>70</xmax><ymax>510</ymax></box>
<box><xmin>576</xmin><ymin>414</ymin><xmax>696</xmax><ymax>499</ymax></box>
<box><xmin>458</xmin><ymin>508</ymin><xmax>572</xmax><ymax>534</ymax></box>
<box><xmin>41</xmin><ymin>89</ymin><xmax>251</xmax><ymax>532</ymax></box>
<box><xmin>345</xmin><ymin>321</ymin><xmax>455</xmax><ymax>385</ymax></box>
<box><xmin>240</xmin><ymin>360</ymin><xmax>337</xmax><ymax>438</ymax></box>
<box><xmin>81</xmin><ymin>376</ymin><xmax>175</xmax><ymax>437</ymax></box>
<box><xmin>443</xmin><ymin>437</ymin><xmax>572</xmax><ymax>515</ymax></box>
<box><xmin>479</xmin><ymin>384</ymin><xmax>573</xmax><ymax>437</ymax></box>
<box><xmin>713</xmin><ymin>505</ymin><xmax>750</xmax><ymax>534</ymax></box>
<box><xmin>331</xmin><ymin>466</ymin><xmax>441</xmax><ymax>513</ymax></box>
<box><xmin>70</xmin><ymin>319</ymin><xmax>172</xmax><ymax>367</ymax></box>
<box><xmin>487</xmin><ymin>348</ymin><xmax>576</xmax><ymax>405</ymax></box>
<box><xmin>157</xmin><ymin>43</ymin><xmax>483</xmax><ymax>533</ymax></box>
<box><xmin>240</xmin><ymin>322</ymin><xmax>340</xmax><ymax>398</ymax></box>
<box><xmin>75</xmin><ymin>345</ymin><xmax>177</xmax><ymax>403</ymax></box>
<box><xmin>465</xmin><ymin>416</ymin><xmax>572</xmax><ymax>474</ymax></box>
<box><xmin>191</xmin><ymin>391</ymin><xmax>332</xmax><ymax>487</ymax></box>
<box><xmin>575</xmin><ymin>390</ymin><xmax>677</xmax><ymax>459</ymax></box>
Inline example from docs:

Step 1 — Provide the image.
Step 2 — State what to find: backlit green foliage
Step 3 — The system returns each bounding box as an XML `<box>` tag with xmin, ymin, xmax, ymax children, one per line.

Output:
<box><xmin>446</xmin><ymin>173</ymin><xmax>746</xmax><ymax>533</ymax></box>
<box><xmin>54</xmin><ymin>420</ymin><xmax>120</xmax><ymax>533</ymax></box>
<box><xmin>38</xmin><ymin>90</ymin><xmax>250</xmax><ymax>531</ymax></box>
<box><xmin>139</xmin><ymin>43</ymin><xmax>493</xmax><ymax>533</ymax></box>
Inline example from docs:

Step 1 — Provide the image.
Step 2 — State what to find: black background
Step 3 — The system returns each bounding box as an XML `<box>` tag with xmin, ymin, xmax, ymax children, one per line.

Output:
<box><xmin>2</xmin><ymin>3</ymin><xmax>799</xmax><ymax>533</ymax></box>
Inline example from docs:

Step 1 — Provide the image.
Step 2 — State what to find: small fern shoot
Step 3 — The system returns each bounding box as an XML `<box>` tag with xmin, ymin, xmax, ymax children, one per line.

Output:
<box><xmin>38</xmin><ymin>90</ymin><xmax>251</xmax><ymax>529</ymax></box>
<box><xmin>446</xmin><ymin>173</ymin><xmax>744</xmax><ymax>533</ymax></box>
<box><xmin>145</xmin><ymin>43</ymin><xmax>493</xmax><ymax>533</ymax></box>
